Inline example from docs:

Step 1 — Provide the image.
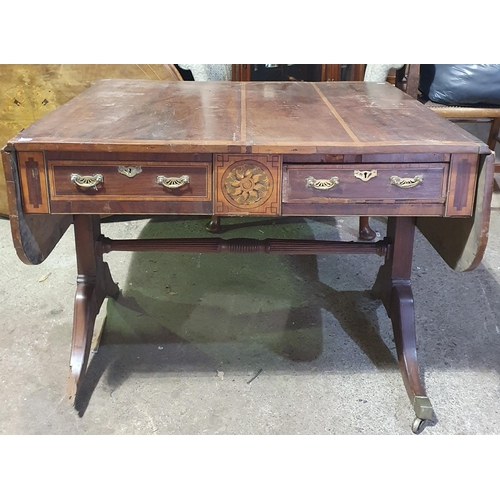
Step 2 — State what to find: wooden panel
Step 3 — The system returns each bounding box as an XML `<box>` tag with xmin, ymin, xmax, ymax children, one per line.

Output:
<box><xmin>321</xmin><ymin>65</ymin><xmax>341</xmax><ymax>82</ymax></box>
<box><xmin>445</xmin><ymin>153</ymin><xmax>478</xmax><ymax>217</ymax></box>
<box><xmin>49</xmin><ymin>199</ymin><xmax>213</xmax><ymax>215</ymax></box>
<box><xmin>232</xmin><ymin>64</ymin><xmax>251</xmax><ymax>81</ymax></box>
<box><xmin>283</xmin><ymin>154</ymin><xmax>346</xmax><ymax>164</ymax></box>
<box><xmin>283</xmin><ymin>153</ymin><xmax>451</xmax><ymax>164</ymax></box>
<box><xmin>417</xmin><ymin>153</ymin><xmax>494</xmax><ymax>271</ymax></box>
<box><xmin>244</xmin><ymin>82</ymin><xmax>355</xmax><ymax>146</ymax></box>
<box><xmin>46</xmin><ymin>151</ymin><xmax>212</xmax><ymax>163</ymax></box>
<box><xmin>214</xmin><ymin>154</ymin><xmax>281</xmax><ymax>215</ymax></box>
<box><xmin>282</xmin><ymin>202</ymin><xmax>444</xmax><ymax>217</ymax></box>
<box><xmin>1</xmin><ymin>147</ymin><xmax>72</xmax><ymax>264</ymax></box>
<box><xmin>316</xmin><ymin>82</ymin><xmax>489</xmax><ymax>150</ymax></box>
<box><xmin>48</xmin><ymin>161</ymin><xmax>211</xmax><ymax>202</ymax></box>
<box><xmin>360</xmin><ymin>153</ymin><xmax>451</xmax><ymax>163</ymax></box>
<box><xmin>283</xmin><ymin>164</ymin><xmax>447</xmax><ymax>203</ymax></box>
<box><xmin>18</xmin><ymin>151</ymin><xmax>49</xmax><ymax>213</ymax></box>
<box><xmin>9</xmin><ymin>80</ymin><xmax>242</xmax><ymax>149</ymax></box>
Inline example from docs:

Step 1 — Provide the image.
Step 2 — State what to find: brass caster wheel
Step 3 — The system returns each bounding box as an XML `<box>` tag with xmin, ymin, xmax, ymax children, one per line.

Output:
<box><xmin>411</xmin><ymin>417</ymin><xmax>426</xmax><ymax>434</ymax></box>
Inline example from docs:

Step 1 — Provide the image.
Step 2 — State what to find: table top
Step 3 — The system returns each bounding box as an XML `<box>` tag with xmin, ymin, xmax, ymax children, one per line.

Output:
<box><xmin>2</xmin><ymin>79</ymin><xmax>494</xmax><ymax>274</ymax></box>
<box><xmin>8</xmin><ymin>80</ymin><xmax>488</xmax><ymax>155</ymax></box>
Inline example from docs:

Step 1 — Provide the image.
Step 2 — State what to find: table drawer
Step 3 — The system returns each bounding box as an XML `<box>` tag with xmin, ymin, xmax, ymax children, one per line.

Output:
<box><xmin>283</xmin><ymin>163</ymin><xmax>448</xmax><ymax>203</ymax></box>
<box><xmin>48</xmin><ymin>160</ymin><xmax>212</xmax><ymax>202</ymax></box>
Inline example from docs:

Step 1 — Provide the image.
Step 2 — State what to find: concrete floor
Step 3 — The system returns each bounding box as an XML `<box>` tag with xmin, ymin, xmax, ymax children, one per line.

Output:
<box><xmin>1</xmin><ymin>125</ymin><xmax>499</xmax><ymax>436</ymax></box>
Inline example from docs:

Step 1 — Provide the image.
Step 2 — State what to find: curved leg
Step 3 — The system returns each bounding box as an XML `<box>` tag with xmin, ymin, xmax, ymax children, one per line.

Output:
<box><xmin>389</xmin><ymin>283</ymin><xmax>433</xmax><ymax>428</ymax></box>
<box><xmin>359</xmin><ymin>216</ymin><xmax>376</xmax><ymax>241</ymax></box>
<box><xmin>373</xmin><ymin>217</ymin><xmax>434</xmax><ymax>432</ymax></box>
<box><xmin>67</xmin><ymin>215</ymin><xmax>119</xmax><ymax>403</ymax></box>
<box><xmin>67</xmin><ymin>282</ymin><xmax>98</xmax><ymax>400</ymax></box>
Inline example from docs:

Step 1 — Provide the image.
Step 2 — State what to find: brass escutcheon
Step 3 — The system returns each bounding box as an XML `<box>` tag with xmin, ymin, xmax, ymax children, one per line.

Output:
<box><xmin>118</xmin><ymin>165</ymin><xmax>142</xmax><ymax>178</ymax></box>
<box><xmin>157</xmin><ymin>174</ymin><xmax>190</xmax><ymax>189</ymax></box>
<box><xmin>354</xmin><ymin>169</ymin><xmax>377</xmax><ymax>182</ymax></box>
<box><xmin>306</xmin><ymin>176</ymin><xmax>339</xmax><ymax>190</ymax></box>
<box><xmin>70</xmin><ymin>173</ymin><xmax>103</xmax><ymax>190</ymax></box>
<box><xmin>390</xmin><ymin>174</ymin><xmax>423</xmax><ymax>188</ymax></box>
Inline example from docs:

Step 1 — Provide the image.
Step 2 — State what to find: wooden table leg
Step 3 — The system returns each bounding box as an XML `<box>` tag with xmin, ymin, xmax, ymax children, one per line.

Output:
<box><xmin>67</xmin><ymin>215</ymin><xmax>119</xmax><ymax>403</ymax></box>
<box><xmin>206</xmin><ymin>214</ymin><xmax>221</xmax><ymax>233</ymax></box>
<box><xmin>373</xmin><ymin>216</ymin><xmax>434</xmax><ymax>433</ymax></box>
<box><xmin>359</xmin><ymin>216</ymin><xmax>376</xmax><ymax>241</ymax></box>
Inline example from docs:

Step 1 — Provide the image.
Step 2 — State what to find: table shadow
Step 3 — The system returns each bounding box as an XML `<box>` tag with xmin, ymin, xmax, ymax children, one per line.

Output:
<box><xmin>75</xmin><ymin>215</ymin><xmax>396</xmax><ymax>415</ymax></box>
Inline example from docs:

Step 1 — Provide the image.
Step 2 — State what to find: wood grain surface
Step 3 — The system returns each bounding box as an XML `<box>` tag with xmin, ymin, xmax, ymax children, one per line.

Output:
<box><xmin>7</xmin><ymin>81</ymin><xmax>488</xmax><ymax>155</ymax></box>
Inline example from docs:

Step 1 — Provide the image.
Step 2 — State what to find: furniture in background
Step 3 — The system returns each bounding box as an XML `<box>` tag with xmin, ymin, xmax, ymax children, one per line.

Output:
<box><xmin>231</xmin><ymin>64</ymin><xmax>366</xmax><ymax>82</ymax></box>
<box><xmin>0</xmin><ymin>64</ymin><xmax>182</xmax><ymax>217</ymax></box>
<box><xmin>395</xmin><ymin>64</ymin><xmax>500</xmax><ymax>172</ymax></box>
<box><xmin>2</xmin><ymin>80</ymin><xmax>494</xmax><ymax>433</ymax></box>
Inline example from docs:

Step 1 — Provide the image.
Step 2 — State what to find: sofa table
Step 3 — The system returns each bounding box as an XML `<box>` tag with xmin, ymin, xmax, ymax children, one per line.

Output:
<box><xmin>2</xmin><ymin>80</ymin><xmax>494</xmax><ymax>433</ymax></box>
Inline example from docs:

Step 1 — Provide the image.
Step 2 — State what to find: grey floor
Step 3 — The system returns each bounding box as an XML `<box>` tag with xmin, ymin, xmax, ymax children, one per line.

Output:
<box><xmin>0</xmin><ymin>124</ymin><xmax>499</xmax><ymax>436</ymax></box>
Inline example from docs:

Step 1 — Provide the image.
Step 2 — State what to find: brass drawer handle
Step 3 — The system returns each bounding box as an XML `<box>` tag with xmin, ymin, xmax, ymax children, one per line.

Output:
<box><xmin>354</xmin><ymin>169</ymin><xmax>377</xmax><ymax>181</ymax></box>
<box><xmin>306</xmin><ymin>176</ymin><xmax>339</xmax><ymax>190</ymax></box>
<box><xmin>118</xmin><ymin>165</ymin><xmax>142</xmax><ymax>178</ymax></box>
<box><xmin>157</xmin><ymin>174</ymin><xmax>190</xmax><ymax>189</ymax></box>
<box><xmin>390</xmin><ymin>174</ymin><xmax>423</xmax><ymax>188</ymax></box>
<box><xmin>70</xmin><ymin>173</ymin><xmax>103</xmax><ymax>190</ymax></box>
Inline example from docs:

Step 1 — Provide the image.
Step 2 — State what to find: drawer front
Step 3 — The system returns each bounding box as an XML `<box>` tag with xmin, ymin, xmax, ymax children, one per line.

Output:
<box><xmin>283</xmin><ymin>163</ymin><xmax>448</xmax><ymax>203</ymax></box>
<box><xmin>48</xmin><ymin>160</ymin><xmax>212</xmax><ymax>202</ymax></box>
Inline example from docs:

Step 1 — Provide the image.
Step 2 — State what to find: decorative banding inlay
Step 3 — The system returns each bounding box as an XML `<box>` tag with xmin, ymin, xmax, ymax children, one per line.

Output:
<box><xmin>26</xmin><ymin>156</ymin><xmax>43</xmax><ymax>208</ymax></box>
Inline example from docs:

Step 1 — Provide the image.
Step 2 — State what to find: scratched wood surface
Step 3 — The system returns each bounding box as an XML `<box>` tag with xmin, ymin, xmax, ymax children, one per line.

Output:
<box><xmin>8</xmin><ymin>80</ymin><xmax>489</xmax><ymax>156</ymax></box>
<box><xmin>0</xmin><ymin>65</ymin><xmax>182</xmax><ymax>215</ymax></box>
<box><xmin>3</xmin><ymin>80</ymin><xmax>493</xmax><ymax>271</ymax></box>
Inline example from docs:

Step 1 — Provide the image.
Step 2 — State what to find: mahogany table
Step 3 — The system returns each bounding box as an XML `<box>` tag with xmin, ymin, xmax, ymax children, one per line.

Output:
<box><xmin>2</xmin><ymin>80</ymin><xmax>494</xmax><ymax>433</ymax></box>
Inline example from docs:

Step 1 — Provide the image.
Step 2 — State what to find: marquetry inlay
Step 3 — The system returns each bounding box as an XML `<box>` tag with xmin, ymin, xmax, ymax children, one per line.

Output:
<box><xmin>215</xmin><ymin>154</ymin><xmax>281</xmax><ymax>215</ymax></box>
<box><xmin>18</xmin><ymin>151</ymin><xmax>49</xmax><ymax>213</ymax></box>
<box><xmin>224</xmin><ymin>163</ymin><xmax>271</xmax><ymax>207</ymax></box>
